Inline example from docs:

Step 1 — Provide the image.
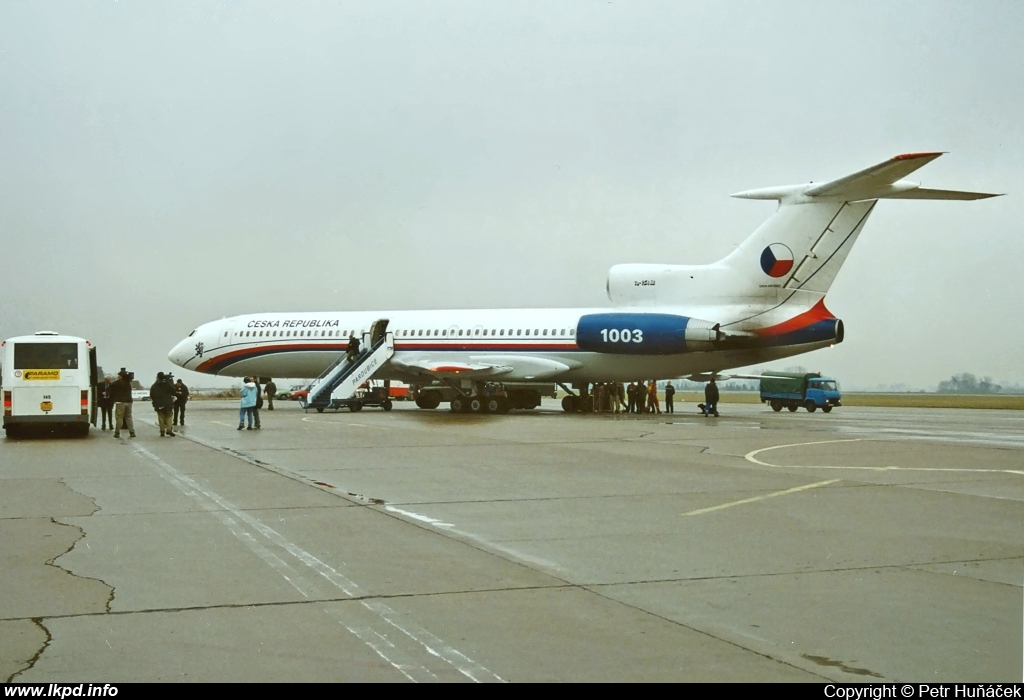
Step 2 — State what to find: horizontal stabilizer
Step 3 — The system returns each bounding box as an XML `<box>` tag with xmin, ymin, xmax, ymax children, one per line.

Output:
<box><xmin>804</xmin><ymin>152</ymin><xmax>944</xmax><ymax>197</ymax></box>
<box><xmin>882</xmin><ymin>187</ymin><xmax>1002</xmax><ymax>200</ymax></box>
<box><xmin>732</xmin><ymin>152</ymin><xmax>1002</xmax><ymax>203</ymax></box>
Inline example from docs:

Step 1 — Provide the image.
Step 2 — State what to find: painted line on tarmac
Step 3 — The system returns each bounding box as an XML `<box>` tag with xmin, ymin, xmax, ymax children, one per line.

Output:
<box><xmin>131</xmin><ymin>443</ymin><xmax>504</xmax><ymax>683</ymax></box>
<box><xmin>385</xmin><ymin>505</ymin><xmax>564</xmax><ymax>572</ymax></box>
<box><xmin>681</xmin><ymin>479</ymin><xmax>841</xmax><ymax>517</ymax></box>
<box><xmin>745</xmin><ymin>438</ymin><xmax>1024</xmax><ymax>476</ymax></box>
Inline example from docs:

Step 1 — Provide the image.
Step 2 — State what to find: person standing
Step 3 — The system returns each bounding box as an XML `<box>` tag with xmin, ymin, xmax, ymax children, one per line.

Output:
<box><xmin>264</xmin><ymin>379</ymin><xmax>277</xmax><ymax>411</ymax></box>
<box><xmin>110</xmin><ymin>369</ymin><xmax>136</xmax><ymax>438</ymax></box>
<box><xmin>238</xmin><ymin>377</ymin><xmax>257</xmax><ymax>430</ymax></box>
<box><xmin>173</xmin><ymin>379</ymin><xmax>189</xmax><ymax>426</ymax></box>
<box><xmin>703</xmin><ymin>378</ymin><xmax>720</xmax><ymax>417</ymax></box>
<box><xmin>646</xmin><ymin>380</ymin><xmax>661</xmax><ymax>414</ymax></box>
<box><xmin>664</xmin><ymin>382</ymin><xmax>676</xmax><ymax>414</ymax></box>
<box><xmin>252</xmin><ymin>377</ymin><xmax>263</xmax><ymax>430</ymax></box>
<box><xmin>98</xmin><ymin>374</ymin><xmax>115</xmax><ymax>430</ymax></box>
<box><xmin>614</xmin><ymin>382</ymin><xmax>624</xmax><ymax>413</ymax></box>
<box><xmin>346</xmin><ymin>334</ymin><xmax>360</xmax><ymax>363</ymax></box>
<box><xmin>150</xmin><ymin>372</ymin><xmax>176</xmax><ymax>437</ymax></box>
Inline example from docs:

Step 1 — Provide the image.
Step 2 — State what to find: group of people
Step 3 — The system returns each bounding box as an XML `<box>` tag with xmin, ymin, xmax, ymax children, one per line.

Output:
<box><xmin>588</xmin><ymin>379</ymin><xmax>720</xmax><ymax>417</ymax></box>
<box><xmin>97</xmin><ymin>370</ymin><xmax>281</xmax><ymax>437</ymax></box>
<box><xmin>237</xmin><ymin>377</ymin><xmax>276</xmax><ymax>430</ymax></box>
<box><xmin>150</xmin><ymin>372</ymin><xmax>189</xmax><ymax>436</ymax></box>
<box><xmin>583</xmin><ymin>381</ymin><xmax>677</xmax><ymax>414</ymax></box>
<box><xmin>96</xmin><ymin>369</ymin><xmax>137</xmax><ymax>437</ymax></box>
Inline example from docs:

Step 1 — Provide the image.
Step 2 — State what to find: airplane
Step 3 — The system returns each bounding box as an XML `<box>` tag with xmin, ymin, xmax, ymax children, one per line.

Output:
<box><xmin>168</xmin><ymin>152</ymin><xmax>1000</xmax><ymax>413</ymax></box>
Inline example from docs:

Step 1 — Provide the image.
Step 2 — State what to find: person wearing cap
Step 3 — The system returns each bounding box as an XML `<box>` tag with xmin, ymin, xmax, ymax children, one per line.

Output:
<box><xmin>150</xmin><ymin>372</ymin><xmax>177</xmax><ymax>437</ymax></box>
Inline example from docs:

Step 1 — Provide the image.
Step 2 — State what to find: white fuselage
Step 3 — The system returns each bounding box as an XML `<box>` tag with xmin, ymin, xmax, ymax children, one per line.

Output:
<box><xmin>168</xmin><ymin>304</ymin><xmax>833</xmax><ymax>383</ymax></box>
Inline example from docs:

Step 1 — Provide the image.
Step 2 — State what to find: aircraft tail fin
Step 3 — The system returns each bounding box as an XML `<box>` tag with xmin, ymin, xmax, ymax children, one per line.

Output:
<box><xmin>722</xmin><ymin>153</ymin><xmax>1001</xmax><ymax>299</ymax></box>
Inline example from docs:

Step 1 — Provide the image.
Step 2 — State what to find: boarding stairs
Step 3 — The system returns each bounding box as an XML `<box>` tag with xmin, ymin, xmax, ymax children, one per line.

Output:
<box><xmin>303</xmin><ymin>319</ymin><xmax>394</xmax><ymax>409</ymax></box>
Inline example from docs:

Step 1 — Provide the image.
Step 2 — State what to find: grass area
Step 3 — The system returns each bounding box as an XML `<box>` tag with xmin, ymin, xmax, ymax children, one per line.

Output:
<box><xmin>676</xmin><ymin>391</ymin><xmax>1024</xmax><ymax>410</ymax></box>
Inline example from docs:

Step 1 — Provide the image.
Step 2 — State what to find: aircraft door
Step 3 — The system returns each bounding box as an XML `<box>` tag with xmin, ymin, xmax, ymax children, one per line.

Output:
<box><xmin>216</xmin><ymin>321</ymin><xmax>236</xmax><ymax>349</ymax></box>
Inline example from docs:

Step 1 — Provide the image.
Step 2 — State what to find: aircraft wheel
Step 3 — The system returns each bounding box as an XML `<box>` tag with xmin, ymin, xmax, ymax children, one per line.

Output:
<box><xmin>822</xmin><ymin>405</ymin><xmax>832</xmax><ymax>413</ymax></box>
<box><xmin>316</xmin><ymin>407</ymin><xmax>324</xmax><ymax>413</ymax></box>
<box><xmin>770</xmin><ymin>399</ymin><xmax>783</xmax><ymax>412</ymax></box>
<box><xmin>383</xmin><ymin>399</ymin><xmax>393</xmax><ymax>412</ymax></box>
<box><xmin>787</xmin><ymin>404</ymin><xmax>799</xmax><ymax>412</ymax></box>
<box><xmin>415</xmin><ymin>392</ymin><xmax>441</xmax><ymax>409</ymax></box>
<box><xmin>450</xmin><ymin>397</ymin><xmax>466</xmax><ymax>413</ymax></box>
<box><xmin>804</xmin><ymin>401</ymin><xmax>817</xmax><ymax>413</ymax></box>
<box><xmin>485</xmin><ymin>398</ymin><xmax>501</xmax><ymax>413</ymax></box>
<box><xmin>561</xmin><ymin>396</ymin><xmax>577</xmax><ymax>413</ymax></box>
<box><xmin>469</xmin><ymin>397</ymin><xmax>485</xmax><ymax>413</ymax></box>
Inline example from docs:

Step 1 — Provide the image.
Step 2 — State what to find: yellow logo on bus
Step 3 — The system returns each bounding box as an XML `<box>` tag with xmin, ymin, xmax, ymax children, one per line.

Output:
<box><xmin>23</xmin><ymin>370</ymin><xmax>60</xmax><ymax>381</ymax></box>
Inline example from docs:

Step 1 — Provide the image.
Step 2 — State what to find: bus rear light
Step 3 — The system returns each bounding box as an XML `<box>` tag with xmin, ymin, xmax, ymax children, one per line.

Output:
<box><xmin>81</xmin><ymin>390</ymin><xmax>89</xmax><ymax>415</ymax></box>
<box><xmin>4</xmin><ymin>391</ymin><xmax>11</xmax><ymax>416</ymax></box>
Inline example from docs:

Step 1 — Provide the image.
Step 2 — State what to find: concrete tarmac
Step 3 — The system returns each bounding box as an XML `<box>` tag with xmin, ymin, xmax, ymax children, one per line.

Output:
<box><xmin>2</xmin><ymin>399</ymin><xmax>1021</xmax><ymax>682</ymax></box>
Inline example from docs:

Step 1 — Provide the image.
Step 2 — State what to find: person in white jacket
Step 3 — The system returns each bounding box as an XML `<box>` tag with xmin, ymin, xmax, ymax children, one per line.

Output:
<box><xmin>238</xmin><ymin>377</ymin><xmax>258</xmax><ymax>430</ymax></box>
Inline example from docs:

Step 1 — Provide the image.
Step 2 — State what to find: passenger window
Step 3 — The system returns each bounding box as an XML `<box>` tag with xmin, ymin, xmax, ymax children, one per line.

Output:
<box><xmin>500</xmin><ymin>329</ymin><xmax>504</xmax><ymax>336</ymax></box>
<box><xmin>569</xmin><ymin>329</ymin><xmax>575</xmax><ymax>336</ymax></box>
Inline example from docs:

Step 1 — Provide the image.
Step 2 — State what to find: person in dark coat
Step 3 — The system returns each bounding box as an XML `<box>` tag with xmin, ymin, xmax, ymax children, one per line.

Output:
<box><xmin>173</xmin><ymin>379</ymin><xmax>189</xmax><ymax>426</ymax></box>
<box><xmin>150</xmin><ymin>372</ymin><xmax>177</xmax><ymax>436</ymax></box>
<box><xmin>252</xmin><ymin>377</ymin><xmax>263</xmax><ymax>430</ymax></box>
<box><xmin>98</xmin><ymin>374</ymin><xmax>115</xmax><ymax>430</ymax></box>
<box><xmin>110</xmin><ymin>369</ymin><xmax>136</xmax><ymax>438</ymax></box>
<box><xmin>264</xmin><ymin>379</ymin><xmax>277</xmax><ymax>411</ymax></box>
<box><xmin>346</xmin><ymin>334</ymin><xmax>360</xmax><ymax>362</ymax></box>
<box><xmin>703</xmin><ymin>379</ymin><xmax>720</xmax><ymax>417</ymax></box>
<box><xmin>664</xmin><ymin>381</ymin><xmax>676</xmax><ymax>414</ymax></box>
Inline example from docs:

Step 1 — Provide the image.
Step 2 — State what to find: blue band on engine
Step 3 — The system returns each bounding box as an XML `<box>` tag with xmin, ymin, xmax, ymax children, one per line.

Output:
<box><xmin>577</xmin><ymin>313</ymin><xmax>693</xmax><ymax>355</ymax></box>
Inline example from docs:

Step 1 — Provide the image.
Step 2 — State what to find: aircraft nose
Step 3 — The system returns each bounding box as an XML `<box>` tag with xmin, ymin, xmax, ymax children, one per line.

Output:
<box><xmin>168</xmin><ymin>337</ymin><xmax>194</xmax><ymax>368</ymax></box>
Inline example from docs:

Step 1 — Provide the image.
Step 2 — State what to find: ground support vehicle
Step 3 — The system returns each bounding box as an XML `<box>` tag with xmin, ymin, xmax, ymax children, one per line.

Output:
<box><xmin>410</xmin><ymin>382</ymin><xmax>555</xmax><ymax>413</ymax></box>
<box><xmin>2</xmin><ymin>332</ymin><xmax>98</xmax><ymax>437</ymax></box>
<box><xmin>311</xmin><ymin>383</ymin><xmax>395</xmax><ymax>413</ymax></box>
<box><xmin>760</xmin><ymin>372</ymin><xmax>841</xmax><ymax>413</ymax></box>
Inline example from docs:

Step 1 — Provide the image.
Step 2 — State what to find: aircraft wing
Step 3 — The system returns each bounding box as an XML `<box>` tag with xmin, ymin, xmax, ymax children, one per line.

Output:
<box><xmin>390</xmin><ymin>355</ymin><xmax>514</xmax><ymax>379</ymax></box>
<box><xmin>392</xmin><ymin>353</ymin><xmax>580</xmax><ymax>381</ymax></box>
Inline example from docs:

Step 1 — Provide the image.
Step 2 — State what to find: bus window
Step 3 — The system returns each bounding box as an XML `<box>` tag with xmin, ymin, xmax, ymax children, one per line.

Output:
<box><xmin>14</xmin><ymin>343</ymin><xmax>79</xmax><ymax>370</ymax></box>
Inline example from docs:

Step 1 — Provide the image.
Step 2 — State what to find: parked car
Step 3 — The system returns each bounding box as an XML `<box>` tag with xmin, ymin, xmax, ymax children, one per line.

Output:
<box><xmin>288</xmin><ymin>385</ymin><xmax>308</xmax><ymax>401</ymax></box>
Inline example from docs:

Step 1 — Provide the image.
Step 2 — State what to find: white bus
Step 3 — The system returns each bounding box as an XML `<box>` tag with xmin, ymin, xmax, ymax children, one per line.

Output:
<box><xmin>1</xmin><ymin>332</ymin><xmax>98</xmax><ymax>437</ymax></box>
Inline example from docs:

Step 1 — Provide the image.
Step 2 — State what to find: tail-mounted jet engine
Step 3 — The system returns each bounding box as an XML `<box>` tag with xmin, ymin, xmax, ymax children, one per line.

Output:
<box><xmin>577</xmin><ymin>313</ymin><xmax>723</xmax><ymax>355</ymax></box>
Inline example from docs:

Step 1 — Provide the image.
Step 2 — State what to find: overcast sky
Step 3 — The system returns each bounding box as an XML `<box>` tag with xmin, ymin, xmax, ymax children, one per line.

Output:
<box><xmin>1</xmin><ymin>1</ymin><xmax>1021</xmax><ymax>390</ymax></box>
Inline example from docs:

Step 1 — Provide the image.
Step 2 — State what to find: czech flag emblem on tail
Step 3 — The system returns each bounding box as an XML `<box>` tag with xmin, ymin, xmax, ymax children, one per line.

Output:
<box><xmin>760</xmin><ymin>243</ymin><xmax>794</xmax><ymax>277</ymax></box>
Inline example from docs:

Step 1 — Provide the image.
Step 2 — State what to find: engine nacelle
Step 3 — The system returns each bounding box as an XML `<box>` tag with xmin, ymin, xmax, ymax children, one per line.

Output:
<box><xmin>576</xmin><ymin>313</ymin><xmax>719</xmax><ymax>355</ymax></box>
<box><xmin>606</xmin><ymin>264</ymin><xmax>676</xmax><ymax>305</ymax></box>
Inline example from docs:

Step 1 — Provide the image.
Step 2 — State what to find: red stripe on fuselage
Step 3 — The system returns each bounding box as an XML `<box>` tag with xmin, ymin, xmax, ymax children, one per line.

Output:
<box><xmin>754</xmin><ymin>299</ymin><xmax>834</xmax><ymax>336</ymax></box>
